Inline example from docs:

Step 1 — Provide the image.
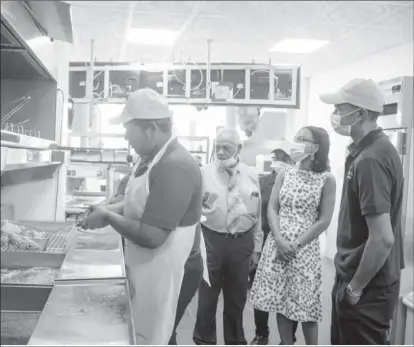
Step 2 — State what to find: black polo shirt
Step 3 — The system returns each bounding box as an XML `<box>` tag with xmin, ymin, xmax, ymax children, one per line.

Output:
<box><xmin>335</xmin><ymin>128</ymin><xmax>405</xmax><ymax>287</ymax></box>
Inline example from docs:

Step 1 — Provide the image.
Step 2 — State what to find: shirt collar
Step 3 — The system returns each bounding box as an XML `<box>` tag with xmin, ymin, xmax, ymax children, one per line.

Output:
<box><xmin>347</xmin><ymin>128</ymin><xmax>384</xmax><ymax>159</ymax></box>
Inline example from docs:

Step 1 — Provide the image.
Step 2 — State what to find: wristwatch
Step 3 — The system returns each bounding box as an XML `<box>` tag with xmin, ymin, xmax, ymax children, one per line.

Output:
<box><xmin>346</xmin><ymin>284</ymin><xmax>363</xmax><ymax>297</ymax></box>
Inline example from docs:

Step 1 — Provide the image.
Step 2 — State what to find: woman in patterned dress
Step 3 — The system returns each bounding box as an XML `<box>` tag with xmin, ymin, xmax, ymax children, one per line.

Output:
<box><xmin>249</xmin><ymin>126</ymin><xmax>337</xmax><ymax>345</ymax></box>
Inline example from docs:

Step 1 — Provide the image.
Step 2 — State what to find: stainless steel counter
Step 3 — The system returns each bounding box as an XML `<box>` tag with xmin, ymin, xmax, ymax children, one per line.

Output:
<box><xmin>27</xmin><ymin>226</ymin><xmax>135</xmax><ymax>345</ymax></box>
<box><xmin>29</xmin><ymin>281</ymin><xmax>135</xmax><ymax>345</ymax></box>
<box><xmin>57</xmin><ymin>227</ymin><xmax>126</xmax><ymax>282</ymax></box>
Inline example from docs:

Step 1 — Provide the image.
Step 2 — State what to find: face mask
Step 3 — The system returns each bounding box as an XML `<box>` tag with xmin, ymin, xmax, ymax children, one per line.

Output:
<box><xmin>290</xmin><ymin>142</ymin><xmax>319</xmax><ymax>163</ymax></box>
<box><xmin>270</xmin><ymin>161</ymin><xmax>290</xmax><ymax>171</ymax></box>
<box><xmin>216</xmin><ymin>155</ymin><xmax>238</xmax><ymax>169</ymax></box>
<box><xmin>331</xmin><ymin>108</ymin><xmax>362</xmax><ymax>137</ymax></box>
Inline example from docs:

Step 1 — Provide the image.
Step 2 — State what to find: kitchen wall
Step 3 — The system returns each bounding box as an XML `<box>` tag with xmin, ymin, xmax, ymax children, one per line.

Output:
<box><xmin>240</xmin><ymin>109</ymin><xmax>287</xmax><ymax>166</ymax></box>
<box><xmin>305</xmin><ymin>41</ymin><xmax>414</xmax><ymax>259</ymax></box>
<box><xmin>0</xmin><ymin>79</ymin><xmax>57</xmax><ymax>141</ymax></box>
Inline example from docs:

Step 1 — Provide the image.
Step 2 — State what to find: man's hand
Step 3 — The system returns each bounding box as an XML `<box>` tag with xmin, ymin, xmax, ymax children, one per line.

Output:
<box><xmin>250</xmin><ymin>251</ymin><xmax>261</xmax><ymax>271</ymax></box>
<box><xmin>83</xmin><ymin>206</ymin><xmax>110</xmax><ymax>230</ymax></box>
<box><xmin>276</xmin><ymin>239</ymin><xmax>295</xmax><ymax>261</ymax></box>
<box><xmin>342</xmin><ymin>284</ymin><xmax>363</xmax><ymax>306</ymax></box>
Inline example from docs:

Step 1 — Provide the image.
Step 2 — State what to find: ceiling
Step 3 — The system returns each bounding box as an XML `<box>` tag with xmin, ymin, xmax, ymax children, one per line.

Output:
<box><xmin>67</xmin><ymin>1</ymin><xmax>414</xmax><ymax>77</ymax></box>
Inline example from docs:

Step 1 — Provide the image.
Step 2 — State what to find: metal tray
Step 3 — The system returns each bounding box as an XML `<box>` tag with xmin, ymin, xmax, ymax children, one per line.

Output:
<box><xmin>56</xmin><ymin>249</ymin><xmax>125</xmax><ymax>282</ymax></box>
<box><xmin>1</xmin><ymin>221</ymin><xmax>76</xmax><ymax>254</ymax></box>
<box><xmin>56</xmin><ymin>226</ymin><xmax>125</xmax><ymax>282</ymax></box>
<box><xmin>28</xmin><ymin>280</ymin><xmax>136</xmax><ymax>345</ymax></box>
<box><xmin>75</xmin><ymin>227</ymin><xmax>122</xmax><ymax>251</ymax></box>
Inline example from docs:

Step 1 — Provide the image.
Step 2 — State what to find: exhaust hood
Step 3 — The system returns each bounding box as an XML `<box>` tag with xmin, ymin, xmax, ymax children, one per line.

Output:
<box><xmin>1</xmin><ymin>1</ymin><xmax>73</xmax><ymax>80</ymax></box>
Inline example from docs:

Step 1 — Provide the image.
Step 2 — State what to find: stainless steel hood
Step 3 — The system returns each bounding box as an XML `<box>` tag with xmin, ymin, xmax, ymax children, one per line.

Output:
<box><xmin>1</xmin><ymin>1</ymin><xmax>73</xmax><ymax>80</ymax></box>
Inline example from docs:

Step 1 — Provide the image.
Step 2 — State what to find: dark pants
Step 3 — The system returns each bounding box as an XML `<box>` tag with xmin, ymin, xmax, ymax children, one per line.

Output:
<box><xmin>169</xmin><ymin>251</ymin><xmax>204</xmax><ymax>345</ymax></box>
<box><xmin>331</xmin><ymin>276</ymin><xmax>400</xmax><ymax>345</ymax></box>
<box><xmin>193</xmin><ymin>225</ymin><xmax>254</xmax><ymax>345</ymax></box>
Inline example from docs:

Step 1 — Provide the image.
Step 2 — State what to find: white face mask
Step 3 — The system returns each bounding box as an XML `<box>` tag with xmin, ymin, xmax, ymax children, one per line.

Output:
<box><xmin>270</xmin><ymin>161</ymin><xmax>290</xmax><ymax>171</ymax></box>
<box><xmin>290</xmin><ymin>142</ymin><xmax>319</xmax><ymax>163</ymax></box>
<box><xmin>331</xmin><ymin>108</ymin><xmax>362</xmax><ymax>137</ymax></box>
<box><xmin>216</xmin><ymin>155</ymin><xmax>238</xmax><ymax>169</ymax></box>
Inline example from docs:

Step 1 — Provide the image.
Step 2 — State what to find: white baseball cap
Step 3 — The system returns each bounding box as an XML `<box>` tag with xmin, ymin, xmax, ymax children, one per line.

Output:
<box><xmin>319</xmin><ymin>79</ymin><xmax>385</xmax><ymax>113</ymax></box>
<box><xmin>110</xmin><ymin>88</ymin><xmax>171</xmax><ymax>125</ymax></box>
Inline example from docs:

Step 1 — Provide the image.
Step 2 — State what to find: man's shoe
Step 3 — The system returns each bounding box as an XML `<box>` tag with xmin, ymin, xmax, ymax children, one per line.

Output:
<box><xmin>250</xmin><ymin>336</ymin><xmax>269</xmax><ymax>345</ymax></box>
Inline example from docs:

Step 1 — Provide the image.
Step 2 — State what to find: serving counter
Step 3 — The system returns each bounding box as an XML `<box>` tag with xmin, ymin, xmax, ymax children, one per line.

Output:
<box><xmin>29</xmin><ymin>226</ymin><xmax>134</xmax><ymax>345</ymax></box>
<box><xmin>29</xmin><ymin>280</ymin><xmax>134</xmax><ymax>345</ymax></box>
<box><xmin>0</xmin><ymin>223</ymin><xmax>135</xmax><ymax>345</ymax></box>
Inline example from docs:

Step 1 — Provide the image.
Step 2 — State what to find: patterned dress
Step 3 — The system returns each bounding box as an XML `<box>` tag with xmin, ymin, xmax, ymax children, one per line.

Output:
<box><xmin>249</xmin><ymin>167</ymin><xmax>329</xmax><ymax>323</ymax></box>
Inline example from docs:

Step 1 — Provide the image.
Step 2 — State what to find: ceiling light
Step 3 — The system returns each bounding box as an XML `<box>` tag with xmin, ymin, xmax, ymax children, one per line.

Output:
<box><xmin>269</xmin><ymin>39</ymin><xmax>329</xmax><ymax>53</ymax></box>
<box><xmin>26</xmin><ymin>36</ymin><xmax>52</xmax><ymax>49</ymax></box>
<box><xmin>127</xmin><ymin>28</ymin><xmax>179</xmax><ymax>46</ymax></box>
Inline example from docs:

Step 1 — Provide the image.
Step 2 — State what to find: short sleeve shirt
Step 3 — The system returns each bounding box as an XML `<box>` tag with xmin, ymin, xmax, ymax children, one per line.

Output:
<box><xmin>141</xmin><ymin>139</ymin><xmax>203</xmax><ymax>253</ymax></box>
<box><xmin>335</xmin><ymin>129</ymin><xmax>405</xmax><ymax>287</ymax></box>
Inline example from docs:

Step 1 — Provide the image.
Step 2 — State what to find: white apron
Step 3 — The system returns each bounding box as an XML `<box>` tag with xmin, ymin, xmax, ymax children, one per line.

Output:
<box><xmin>124</xmin><ymin>138</ymin><xmax>208</xmax><ymax>345</ymax></box>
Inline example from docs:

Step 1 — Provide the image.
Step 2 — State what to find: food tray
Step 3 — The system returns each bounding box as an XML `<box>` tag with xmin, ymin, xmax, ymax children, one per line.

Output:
<box><xmin>1</xmin><ymin>221</ymin><xmax>76</xmax><ymax>254</ymax></box>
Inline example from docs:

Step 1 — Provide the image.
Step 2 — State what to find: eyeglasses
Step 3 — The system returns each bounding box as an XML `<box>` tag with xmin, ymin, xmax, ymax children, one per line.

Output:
<box><xmin>294</xmin><ymin>135</ymin><xmax>316</xmax><ymax>144</ymax></box>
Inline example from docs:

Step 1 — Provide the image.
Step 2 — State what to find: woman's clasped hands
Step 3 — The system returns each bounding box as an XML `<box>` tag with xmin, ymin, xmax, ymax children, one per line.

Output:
<box><xmin>276</xmin><ymin>238</ymin><xmax>299</xmax><ymax>262</ymax></box>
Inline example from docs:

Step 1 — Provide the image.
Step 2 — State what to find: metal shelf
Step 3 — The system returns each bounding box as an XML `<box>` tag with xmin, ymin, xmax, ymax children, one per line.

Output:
<box><xmin>1</xmin><ymin>162</ymin><xmax>62</xmax><ymax>186</ymax></box>
<box><xmin>72</xmin><ymin>191</ymin><xmax>106</xmax><ymax>197</ymax></box>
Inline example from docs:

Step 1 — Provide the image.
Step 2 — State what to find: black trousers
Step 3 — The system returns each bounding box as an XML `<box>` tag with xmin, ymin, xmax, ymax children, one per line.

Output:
<box><xmin>331</xmin><ymin>276</ymin><xmax>400</xmax><ymax>345</ymax></box>
<box><xmin>169</xmin><ymin>251</ymin><xmax>204</xmax><ymax>345</ymax></box>
<box><xmin>193</xmin><ymin>225</ymin><xmax>254</xmax><ymax>345</ymax></box>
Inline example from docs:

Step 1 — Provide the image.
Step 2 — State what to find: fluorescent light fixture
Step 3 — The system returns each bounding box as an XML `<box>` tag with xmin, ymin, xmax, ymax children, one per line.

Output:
<box><xmin>269</xmin><ymin>39</ymin><xmax>329</xmax><ymax>53</ymax></box>
<box><xmin>127</xmin><ymin>28</ymin><xmax>179</xmax><ymax>46</ymax></box>
<box><xmin>26</xmin><ymin>36</ymin><xmax>52</xmax><ymax>49</ymax></box>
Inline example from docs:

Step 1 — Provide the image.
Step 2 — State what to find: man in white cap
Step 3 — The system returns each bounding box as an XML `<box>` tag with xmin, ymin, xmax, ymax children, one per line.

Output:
<box><xmin>81</xmin><ymin>88</ymin><xmax>204</xmax><ymax>345</ymax></box>
<box><xmin>320</xmin><ymin>79</ymin><xmax>404</xmax><ymax>345</ymax></box>
<box><xmin>193</xmin><ymin>128</ymin><xmax>263</xmax><ymax>345</ymax></box>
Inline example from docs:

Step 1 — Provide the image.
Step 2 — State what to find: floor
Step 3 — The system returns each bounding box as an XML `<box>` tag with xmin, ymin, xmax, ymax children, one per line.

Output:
<box><xmin>175</xmin><ymin>257</ymin><xmax>336</xmax><ymax>345</ymax></box>
<box><xmin>175</xmin><ymin>255</ymin><xmax>414</xmax><ymax>346</ymax></box>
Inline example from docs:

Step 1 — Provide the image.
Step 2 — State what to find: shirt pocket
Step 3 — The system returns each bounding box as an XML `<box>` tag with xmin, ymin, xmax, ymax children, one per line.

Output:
<box><xmin>246</xmin><ymin>191</ymin><xmax>260</xmax><ymax>218</ymax></box>
<box><xmin>203</xmin><ymin>191</ymin><xmax>218</xmax><ymax>210</ymax></box>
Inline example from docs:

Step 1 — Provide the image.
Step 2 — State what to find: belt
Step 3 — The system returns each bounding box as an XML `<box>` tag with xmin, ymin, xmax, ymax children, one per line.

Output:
<box><xmin>211</xmin><ymin>228</ymin><xmax>251</xmax><ymax>239</ymax></box>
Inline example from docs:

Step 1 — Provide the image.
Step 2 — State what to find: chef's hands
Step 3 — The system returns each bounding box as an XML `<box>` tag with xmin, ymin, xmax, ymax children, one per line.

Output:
<box><xmin>76</xmin><ymin>205</ymin><xmax>109</xmax><ymax>230</ymax></box>
<box><xmin>250</xmin><ymin>251</ymin><xmax>261</xmax><ymax>271</ymax></box>
<box><xmin>75</xmin><ymin>207</ymin><xmax>92</xmax><ymax>229</ymax></box>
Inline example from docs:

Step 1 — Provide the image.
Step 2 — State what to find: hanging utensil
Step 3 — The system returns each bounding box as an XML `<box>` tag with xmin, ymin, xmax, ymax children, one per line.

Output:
<box><xmin>1</xmin><ymin>96</ymin><xmax>32</xmax><ymax>124</ymax></box>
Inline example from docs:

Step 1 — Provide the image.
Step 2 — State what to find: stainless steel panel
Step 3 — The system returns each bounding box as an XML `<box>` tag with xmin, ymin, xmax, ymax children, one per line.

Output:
<box><xmin>56</xmin><ymin>227</ymin><xmax>125</xmax><ymax>281</ymax></box>
<box><xmin>1</xmin><ymin>251</ymin><xmax>65</xmax><ymax>269</ymax></box>
<box><xmin>1</xmin><ymin>284</ymin><xmax>52</xmax><ymax>311</ymax></box>
<box><xmin>57</xmin><ymin>249</ymin><xmax>125</xmax><ymax>281</ymax></box>
<box><xmin>1</xmin><ymin>311</ymin><xmax>41</xmax><ymax>345</ymax></box>
<box><xmin>29</xmin><ymin>282</ymin><xmax>134</xmax><ymax>345</ymax></box>
<box><xmin>75</xmin><ymin>227</ymin><xmax>122</xmax><ymax>251</ymax></box>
